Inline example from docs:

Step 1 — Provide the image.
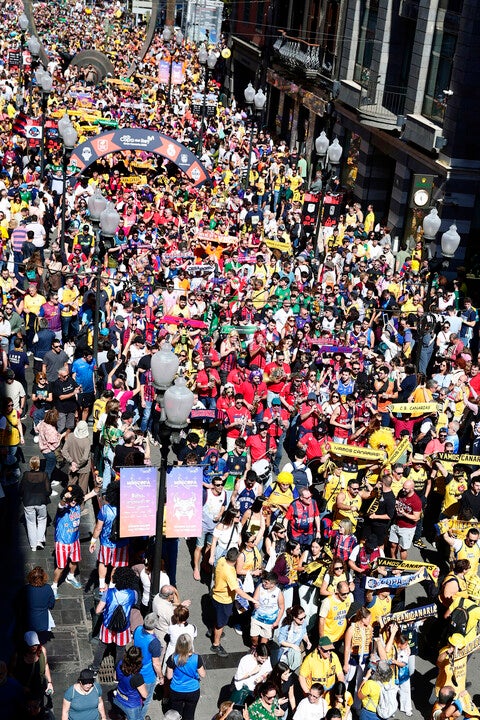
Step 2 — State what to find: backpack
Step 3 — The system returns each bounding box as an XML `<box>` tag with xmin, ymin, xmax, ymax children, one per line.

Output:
<box><xmin>109</xmin><ymin>512</ymin><xmax>120</xmax><ymax>544</ymax></box>
<box><xmin>377</xmin><ymin>681</ymin><xmax>398</xmax><ymax>719</ymax></box>
<box><xmin>291</xmin><ymin>462</ymin><xmax>309</xmax><ymax>488</ymax></box>
<box><xmin>106</xmin><ymin>602</ymin><xmax>128</xmax><ymax>633</ymax></box>
<box><xmin>448</xmin><ymin>597</ymin><xmax>469</xmax><ymax>636</ymax></box>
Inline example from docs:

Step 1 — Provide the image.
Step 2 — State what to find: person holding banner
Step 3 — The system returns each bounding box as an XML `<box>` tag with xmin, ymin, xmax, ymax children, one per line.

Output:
<box><xmin>442</xmin><ymin>527</ymin><xmax>480</xmax><ymax>576</ymax></box>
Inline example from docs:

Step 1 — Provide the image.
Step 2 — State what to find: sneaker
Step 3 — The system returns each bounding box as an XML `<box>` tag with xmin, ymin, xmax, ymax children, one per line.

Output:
<box><xmin>65</xmin><ymin>576</ymin><xmax>82</xmax><ymax>590</ymax></box>
<box><xmin>33</xmin><ymin>435</ymin><xmax>39</xmax><ymax>443</ymax></box>
<box><xmin>414</xmin><ymin>539</ymin><xmax>426</xmax><ymax>549</ymax></box>
<box><xmin>50</xmin><ymin>490</ymin><xmax>59</xmax><ymax>497</ymax></box>
<box><xmin>233</xmin><ymin>626</ymin><xmax>243</xmax><ymax>635</ymax></box>
<box><xmin>210</xmin><ymin>644</ymin><xmax>228</xmax><ymax>657</ymax></box>
<box><xmin>30</xmin><ymin>546</ymin><xmax>37</xmax><ymax>552</ymax></box>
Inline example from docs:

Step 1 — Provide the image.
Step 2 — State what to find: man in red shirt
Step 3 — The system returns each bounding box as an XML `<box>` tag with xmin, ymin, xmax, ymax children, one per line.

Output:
<box><xmin>225</xmin><ymin>395</ymin><xmax>253</xmax><ymax>451</ymax></box>
<box><xmin>264</xmin><ymin>351</ymin><xmax>291</xmax><ymax>405</ymax></box>
<box><xmin>241</xmin><ymin>370</ymin><xmax>268</xmax><ymax>422</ymax></box>
<box><xmin>298</xmin><ymin>423</ymin><xmax>329</xmax><ymax>462</ymax></box>
<box><xmin>195</xmin><ymin>359</ymin><xmax>221</xmax><ymax>410</ymax></box>
<box><xmin>246</xmin><ymin>422</ymin><xmax>277</xmax><ymax>464</ymax></box>
<box><xmin>388</xmin><ymin>480</ymin><xmax>422</xmax><ymax>560</ymax></box>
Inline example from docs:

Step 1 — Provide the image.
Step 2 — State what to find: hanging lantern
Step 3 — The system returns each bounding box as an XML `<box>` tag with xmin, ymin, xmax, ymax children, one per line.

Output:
<box><xmin>164</xmin><ymin>376</ymin><xmax>195</xmax><ymax>428</ymax></box>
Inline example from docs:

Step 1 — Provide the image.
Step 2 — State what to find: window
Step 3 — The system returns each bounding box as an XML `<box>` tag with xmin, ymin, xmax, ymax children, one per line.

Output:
<box><xmin>422</xmin><ymin>0</ymin><xmax>460</xmax><ymax>125</ymax></box>
<box><xmin>354</xmin><ymin>0</ymin><xmax>379</xmax><ymax>92</ymax></box>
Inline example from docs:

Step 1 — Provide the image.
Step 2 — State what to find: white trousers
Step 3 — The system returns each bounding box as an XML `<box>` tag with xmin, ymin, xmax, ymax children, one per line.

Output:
<box><xmin>24</xmin><ymin>504</ymin><xmax>47</xmax><ymax>549</ymax></box>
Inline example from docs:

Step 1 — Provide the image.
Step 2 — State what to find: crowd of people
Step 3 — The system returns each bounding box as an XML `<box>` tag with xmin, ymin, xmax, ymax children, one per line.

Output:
<box><xmin>1</xmin><ymin>1</ymin><xmax>480</xmax><ymax>720</ymax></box>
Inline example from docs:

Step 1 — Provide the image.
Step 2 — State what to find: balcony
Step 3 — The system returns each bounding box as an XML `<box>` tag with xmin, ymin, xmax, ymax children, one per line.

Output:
<box><xmin>338</xmin><ymin>79</ymin><xmax>407</xmax><ymax>130</ymax></box>
<box><xmin>273</xmin><ymin>34</ymin><xmax>334</xmax><ymax>81</ymax></box>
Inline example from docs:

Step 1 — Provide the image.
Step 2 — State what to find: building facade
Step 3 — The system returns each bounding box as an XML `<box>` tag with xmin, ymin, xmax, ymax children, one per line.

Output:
<box><xmin>229</xmin><ymin>0</ymin><xmax>480</xmax><ymax>257</ymax></box>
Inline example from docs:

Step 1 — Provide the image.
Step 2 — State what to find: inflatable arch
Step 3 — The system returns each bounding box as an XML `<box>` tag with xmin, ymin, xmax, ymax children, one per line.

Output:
<box><xmin>70</xmin><ymin>128</ymin><xmax>211</xmax><ymax>187</ymax></box>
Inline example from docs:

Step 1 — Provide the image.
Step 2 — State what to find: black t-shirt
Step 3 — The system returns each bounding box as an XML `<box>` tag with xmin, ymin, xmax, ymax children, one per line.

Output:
<box><xmin>32</xmin><ymin>381</ymin><xmax>51</xmax><ymax>410</ymax></box>
<box><xmin>113</xmin><ymin>444</ymin><xmax>145</xmax><ymax>470</ymax></box>
<box><xmin>460</xmin><ymin>489</ymin><xmax>480</xmax><ymax>520</ymax></box>
<box><xmin>137</xmin><ymin>355</ymin><xmax>152</xmax><ymax>372</ymax></box>
<box><xmin>376</xmin><ymin>489</ymin><xmax>396</xmax><ymax>521</ymax></box>
<box><xmin>52</xmin><ymin>377</ymin><xmax>79</xmax><ymax>413</ymax></box>
<box><xmin>129</xmin><ymin>672</ymin><xmax>145</xmax><ymax>689</ymax></box>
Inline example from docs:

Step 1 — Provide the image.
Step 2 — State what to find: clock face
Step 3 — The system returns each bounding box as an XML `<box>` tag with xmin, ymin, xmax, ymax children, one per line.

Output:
<box><xmin>414</xmin><ymin>189</ymin><xmax>429</xmax><ymax>207</ymax></box>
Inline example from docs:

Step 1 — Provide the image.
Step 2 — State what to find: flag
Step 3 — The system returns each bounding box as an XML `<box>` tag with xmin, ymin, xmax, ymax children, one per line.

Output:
<box><xmin>12</xmin><ymin>111</ymin><xmax>42</xmax><ymax>142</ymax></box>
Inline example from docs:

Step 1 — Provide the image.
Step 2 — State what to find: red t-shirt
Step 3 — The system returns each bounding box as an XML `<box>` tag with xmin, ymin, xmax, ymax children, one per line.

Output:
<box><xmin>394</xmin><ymin>491</ymin><xmax>422</xmax><ymax>528</ymax></box>
<box><xmin>265</xmin><ymin>361</ymin><xmax>291</xmax><ymax>393</ymax></box>
<box><xmin>246</xmin><ymin>433</ymin><xmax>276</xmax><ymax>463</ymax></box>
<box><xmin>226</xmin><ymin>406</ymin><xmax>251</xmax><ymax>438</ymax></box>
<box><xmin>300</xmin><ymin>433</ymin><xmax>328</xmax><ymax>461</ymax></box>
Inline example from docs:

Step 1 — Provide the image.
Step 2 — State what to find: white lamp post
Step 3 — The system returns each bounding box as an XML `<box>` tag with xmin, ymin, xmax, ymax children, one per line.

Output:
<box><xmin>197</xmin><ymin>49</ymin><xmax>218</xmax><ymax>155</ymax></box>
<box><xmin>422</xmin><ymin>208</ymin><xmax>442</xmax><ymax>240</ymax></box>
<box><xmin>441</xmin><ymin>224</ymin><xmax>461</xmax><ymax>258</ymax></box>
<box><xmin>19</xmin><ymin>13</ymin><xmax>29</xmax><ymax>32</ymax></box>
<box><xmin>151</xmin><ymin>343</ymin><xmax>180</xmax><ymax>391</ymax></box>
<box><xmin>315</xmin><ymin>131</ymin><xmax>329</xmax><ymax>168</ymax></box>
<box><xmin>164</xmin><ymin>376</ymin><xmax>195</xmax><ymax>427</ymax></box>
<box><xmin>327</xmin><ymin>137</ymin><xmax>343</xmax><ymax>169</ymax></box>
<box><xmin>243</xmin><ymin>84</ymin><xmax>267</xmax><ymax>189</ymax></box>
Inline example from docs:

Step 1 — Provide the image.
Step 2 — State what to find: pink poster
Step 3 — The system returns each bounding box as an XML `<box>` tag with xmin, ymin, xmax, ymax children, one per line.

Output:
<box><xmin>120</xmin><ymin>466</ymin><xmax>158</xmax><ymax>538</ymax></box>
<box><xmin>158</xmin><ymin>60</ymin><xmax>170</xmax><ymax>84</ymax></box>
<box><xmin>166</xmin><ymin>466</ymin><xmax>203</xmax><ymax>538</ymax></box>
<box><xmin>171</xmin><ymin>62</ymin><xmax>185</xmax><ymax>85</ymax></box>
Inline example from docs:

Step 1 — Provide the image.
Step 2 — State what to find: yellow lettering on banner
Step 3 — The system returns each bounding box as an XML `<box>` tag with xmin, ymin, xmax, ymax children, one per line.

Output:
<box><xmin>387</xmin><ymin>436</ymin><xmax>410</xmax><ymax>465</ymax></box>
<box><xmin>454</xmin><ymin>631</ymin><xmax>480</xmax><ymax>660</ymax></box>
<box><xmin>328</xmin><ymin>442</ymin><xmax>384</xmax><ymax>461</ymax></box>
<box><xmin>265</xmin><ymin>238</ymin><xmax>293</xmax><ymax>252</ymax></box>
<box><xmin>389</xmin><ymin>402</ymin><xmax>439</xmax><ymax>414</ymax></box>
<box><xmin>121</xmin><ymin>175</ymin><xmax>148</xmax><ymax>185</ymax></box>
<box><xmin>78</xmin><ymin>125</ymin><xmax>99</xmax><ymax>133</ymax></box>
<box><xmin>436</xmin><ymin>452</ymin><xmax>480</xmax><ymax>466</ymax></box>
<box><xmin>438</xmin><ymin>517</ymin><xmax>480</xmax><ymax>539</ymax></box>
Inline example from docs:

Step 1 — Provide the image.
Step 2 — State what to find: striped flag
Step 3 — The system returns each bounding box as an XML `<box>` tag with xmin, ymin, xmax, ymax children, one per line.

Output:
<box><xmin>12</xmin><ymin>111</ymin><xmax>42</xmax><ymax>142</ymax></box>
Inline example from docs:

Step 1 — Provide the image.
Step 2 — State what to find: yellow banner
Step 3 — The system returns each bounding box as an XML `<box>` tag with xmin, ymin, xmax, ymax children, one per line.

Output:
<box><xmin>387</xmin><ymin>436</ymin><xmax>410</xmax><ymax>465</ymax></box>
<box><xmin>121</xmin><ymin>175</ymin><xmax>148</xmax><ymax>185</ymax></box>
<box><xmin>435</xmin><ymin>453</ymin><xmax>480</xmax><ymax>466</ymax></box>
<box><xmin>131</xmin><ymin>160</ymin><xmax>156</xmax><ymax>170</ymax></box>
<box><xmin>77</xmin><ymin>125</ymin><xmax>99</xmax><ymax>133</ymax></box>
<box><xmin>375</xmin><ymin>557</ymin><xmax>440</xmax><ymax>583</ymax></box>
<box><xmin>328</xmin><ymin>442</ymin><xmax>384</xmax><ymax>461</ymax></box>
<box><xmin>454</xmin><ymin>631</ymin><xmax>480</xmax><ymax>660</ymax></box>
<box><xmin>265</xmin><ymin>238</ymin><xmax>292</xmax><ymax>252</ymax></box>
<box><xmin>68</xmin><ymin>109</ymin><xmax>101</xmax><ymax>119</ymax></box>
<box><xmin>389</xmin><ymin>402</ymin><xmax>438</xmax><ymax>414</ymax></box>
<box><xmin>437</xmin><ymin>518</ymin><xmax>480</xmax><ymax>538</ymax></box>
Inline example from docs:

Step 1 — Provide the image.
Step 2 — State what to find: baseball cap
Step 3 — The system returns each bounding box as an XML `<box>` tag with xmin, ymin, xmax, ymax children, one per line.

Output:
<box><xmin>318</xmin><ymin>636</ymin><xmax>334</xmax><ymax>649</ymax></box>
<box><xmin>258</xmin><ymin>422</ymin><xmax>268</xmax><ymax>431</ymax></box>
<box><xmin>24</xmin><ymin>631</ymin><xmax>40</xmax><ymax>646</ymax></box>
<box><xmin>272</xmin><ymin>397</ymin><xmax>281</xmax><ymax>406</ymax></box>
<box><xmin>307</xmin><ymin>392</ymin><xmax>317</xmax><ymax>401</ymax></box>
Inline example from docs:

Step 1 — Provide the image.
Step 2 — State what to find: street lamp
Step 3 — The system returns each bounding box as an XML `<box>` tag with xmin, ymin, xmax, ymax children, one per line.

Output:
<box><xmin>441</xmin><ymin>224</ymin><xmax>461</xmax><ymax>258</ymax></box>
<box><xmin>58</xmin><ymin>119</ymin><xmax>78</xmax><ymax>250</ymax></box>
<box><xmin>422</xmin><ymin>207</ymin><xmax>442</xmax><ymax>259</ymax></box>
<box><xmin>17</xmin><ymin>13</ymin><xmax>29</xmax><ymax>101</ymax></box>
<box><xmin>315</xmin><ymin>131</ymin><xmax>329</xmax><ymax>168</ymax></box>
<box><xmin>197</xmin><ymin>47</ymin><xmax>218</xmax><ymax>156</ymax></box>
<box><xmin>243</xmin><ymin>84</ymin><xmax>267</xmax><ymax>189</ymax></box>
<box><xmin>26</xmin><ymin>36</ymin><xmax>40</xmax><ymax>114</ymax></box>
<box><xmin>327</xmin><ymin>137</ymin><xmax>343</xmax><ymax>171</ymax></box>
<box><xmin>150</xmin><ymin>346</ymin><xmax>194</xmax><ymax>605</ymax></box>
<box><xmin>87</xmin><ymin>189</ymin><xmax>109</xmax><ymax>363</ymax></box>
<box><xmin>39</xmin><ymin>71</ymin><xmax>53</xmax><ymax>179</ymax></box>
<box><xmin>161</xmin><ymin>26</ymin><xmax>183</xmax><ymax>104</ymax></box>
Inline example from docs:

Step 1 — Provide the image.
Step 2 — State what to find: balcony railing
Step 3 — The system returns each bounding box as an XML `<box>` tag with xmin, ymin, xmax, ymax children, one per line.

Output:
<box><xmin>273</xmin><ymin>34</ymin><xmax>334</xmax><ymax>80</ymax></box>
<box><xmin>358</xmin><ymin>85</ymin><xmax>407</xmax><ymax>128</ymax></box>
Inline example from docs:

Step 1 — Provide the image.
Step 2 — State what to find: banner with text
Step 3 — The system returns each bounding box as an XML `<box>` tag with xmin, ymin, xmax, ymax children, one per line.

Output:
<box><xmin>380</xmin><ymin>603</ymin><xmax>437</xmax><ymax>627</ymax></box>
<box><xmin>389</xmin><ymin>402</ymin><xmax>438</xmax><ymax>414</ymax></box>
<box><xmin>120</xmin><ymin>466</ymin><xmax>158</xmax><ymax>538</ymax></box>
<box><xmin>374</xmin><ymin>557</ymin><xmax>440</xmax><ymax>582</ymax></box>
<box><xmin>166</xmin><ymin>466</ymin><xmax>203</xmax><ymax>538</ymax></box>
<box><xmin>365</xmin><ymin>568</ymin><xmax>428</xmax><ymax>590</ymax></box>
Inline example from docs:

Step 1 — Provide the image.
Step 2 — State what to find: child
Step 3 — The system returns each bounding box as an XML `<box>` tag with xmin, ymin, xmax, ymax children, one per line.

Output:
<box><xmin>386</xmin><ymin>624</ymin><xmax>412</xmax><ymax>716</ymax></box>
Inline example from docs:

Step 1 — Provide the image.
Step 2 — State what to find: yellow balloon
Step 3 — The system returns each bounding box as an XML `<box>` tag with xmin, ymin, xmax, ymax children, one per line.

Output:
<box><xmin>221</xmin><ymin>48</ymin><xmax>231</xmax><ymax>59</ymax></box>
<box><xmin>85</xmin><ymin>7</ymin><xmax>92</xmax><ymax>14</ymax></box>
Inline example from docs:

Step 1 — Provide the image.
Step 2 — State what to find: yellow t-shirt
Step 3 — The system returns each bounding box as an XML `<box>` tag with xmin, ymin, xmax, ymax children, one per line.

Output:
<box><xmin>368</xmin><ymin>595</ymin><xmax>392</xmax><ymax>626</ymax></box>
<box><xmin>24</xmin><ymin>293</ymin><xmax>46</xmax><ymax>316</ymax></box>
<box><xmin>436</xmin><ymin>646</ymin><xmax>467</xmax><ymax>694</ymax></box>
<box><xmin>319</xmin><ymin>595</ymin><xmax>351</xmax><ymax>642</ymax></box>
<box><xmin>299</xmin><ymin>650</ymin><xmax>343</xmax><ymax>691</ymax></box>
<box><xmin>212</xmin><ymin>557</ymin><xmax>238</xmax><ymax>604</ymax></box>
<box><xmin>454</xmin><ymin>539</ymin><xmax>480</xmax><ymax>576</ymax></box>
<box><xmin>360</xmin><ymin>679</ymin><xmax>381</xmax><ymax>711</ymax></box>
<box><xmin>61</xmin><ymin>287</ymin><xmax>80</xmax><ymax>317</ymax></box>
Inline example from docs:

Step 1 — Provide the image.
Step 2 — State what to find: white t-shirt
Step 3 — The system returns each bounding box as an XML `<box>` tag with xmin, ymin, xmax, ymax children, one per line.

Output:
<box><xmin>234</xmin><ymin>654</ymin><xmax>272</xmax><ymax>691</ymax></box>
<box><xmin>293</xmin><ymin>696</ymin><xmax>328</xmax><ymax>720</ymax></box>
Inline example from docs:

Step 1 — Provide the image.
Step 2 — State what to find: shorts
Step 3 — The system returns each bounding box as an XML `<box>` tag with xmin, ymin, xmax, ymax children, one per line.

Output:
<box><xmin>250</xmin><ymin>617</ymin><xmax>275</xmax><ymax>639</ymax></box>
<box><xmin>55</xmin><ymin>540</ymin><xmax>81</xmax><ymax>568</ymax></box>
<box><xmin>389</xmin><ymin>524</ymin><xmax>416</xmax><ymax>550</ymax></box>
<box><xmin>196</xmin><ymin>530</ymin><xmax>213</xmax><ymax>549</ymax></box>
<box><xmin>100</xmin><ymin>624</ymin><xmax>131</xmax><ymax>646</ymax></box>
<box><xmin>98</xmin><ymin>544</ymin><xmax>129</xmax><ymax>567</ymax></box>
<box><xmin>78</xmin><ymin>391</ymin><xmax>95</xmax><ymax>409</ymax></box>
<box><xmin>212</xmin><ymin>598</ymin><xmax>233</xmax><ymax>629</ymax></box>
<box><xmin>58</xmin><ymin>412</ymin><xmax>76</xmax><ymax>433</ymax></box>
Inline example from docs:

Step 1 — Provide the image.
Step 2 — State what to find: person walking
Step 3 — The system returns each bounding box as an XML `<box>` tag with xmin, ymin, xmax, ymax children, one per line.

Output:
<box><xmin>19</xmin><ymin>455</ymin><xmax>51</xmax><ymax>551</ymax></box>
<box><xmin>133</xmin><ymin>613</ymin><xmax>164</xmax><ymax>720</ymax></box>
<box><xmin>165</xmin><ymin>633</ymin><xmax>206</xmax><ymax>720</ymax></box>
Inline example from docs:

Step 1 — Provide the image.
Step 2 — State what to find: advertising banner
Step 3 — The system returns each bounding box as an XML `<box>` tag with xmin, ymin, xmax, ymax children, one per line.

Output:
<box><xmin>166</xmin><ymin>466</ymin><xmax>203</xmax><ymax>538</ymax></box>
<box><xmin>120</xmin><ymin>466</ymin><xmax>158</xmax><ymax>538</ymax></box>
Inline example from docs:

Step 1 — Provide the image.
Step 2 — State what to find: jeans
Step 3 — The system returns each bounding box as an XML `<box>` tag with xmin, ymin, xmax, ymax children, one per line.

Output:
<box><xmin>140</xmin><ymin>400</ymin><xmax>153</xmax><ymax>433</ymax></box>
<box><xmin>61</xmin><ymin>314</ymin><xmax>79</xmax><ymax>343</ymax></box>
<box><xmin>24</xmin><ymin>504</ymin><xmax>47</xmax><ymax>548</ymax></box>
<box><xmin>141</xmin><ymin>680</ymin><xmax>157</xmax><ymax>719</ymax></box>
<box><xmin>32</xmin><ymin>407</ymin><xmax>46</xmax><ymax>428</ymax></box>
<box><xmin>113</xmin><ymin>696</ymin><xmax>142</xmax><ymax>720</ymax></box>
<box><xmin>198</xmin><ymin>396</ymin><xmax>217</xmax><ymax>410</ymax></box>
<box><xmin>43</xmin><ymin>451</ymin><xmax>57</xmax><ymax>480</ymax></box>
<box><xmin>102</xmin><ymin>450</ymin><xmax>114</xmax><ymax>490</ymax></box>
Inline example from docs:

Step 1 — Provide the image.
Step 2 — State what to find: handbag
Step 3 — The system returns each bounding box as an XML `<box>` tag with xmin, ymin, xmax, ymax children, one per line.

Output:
<box><xmin>242</xmin><ymin>571</ymin><xmax>254</xmax><ymax>594</ymax></box>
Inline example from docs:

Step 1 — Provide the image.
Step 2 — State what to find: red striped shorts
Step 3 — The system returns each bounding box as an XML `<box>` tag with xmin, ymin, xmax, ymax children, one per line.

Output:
<box><xmin>100</xmin><ymin>624</ymin><xmax>131</xmax><ymax>646</ymax></box>
<box><xmin>98</xmin><ymin>544</ymin><xmax>129</xmax><ymax>567</ymax></box>
<box><xmin>55</xmin><ymin>540</ymin><xmax>81</xmax><ymax>568</ymax></box>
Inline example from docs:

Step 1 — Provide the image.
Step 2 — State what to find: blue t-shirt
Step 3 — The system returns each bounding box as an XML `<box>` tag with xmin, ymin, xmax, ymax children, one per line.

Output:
<box><xmin>98</xmin><ymin>504</ymin><xmax>128</xmax><ymax>549</ymax></box>
<box><xmin>103</xmin><ymin>588</ymin><xmax>137</xmax><ymax>629</ymax></box>
<box><xmin>54</xmin><ymin>504</ymin><xmax>81</xmax><ymax>544</ymax></box>
<box><xmin>167</xmin><ymin>653</ymin><xmax>203</xmax><ymax>693</ymax></box>
<box><xmin>72</xmin><ymin>357</ymin><xmax>96</xmax><ymax>393</ymax></box>
<box><xmin>8</xmin><ymin>350</ymin><xmax>29</xmax><ymax>380</ymax></box>
<box><xmin>133</xmin><ymin>626</ymin><xmax>161</xmax><ymax>683</ymax></box>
